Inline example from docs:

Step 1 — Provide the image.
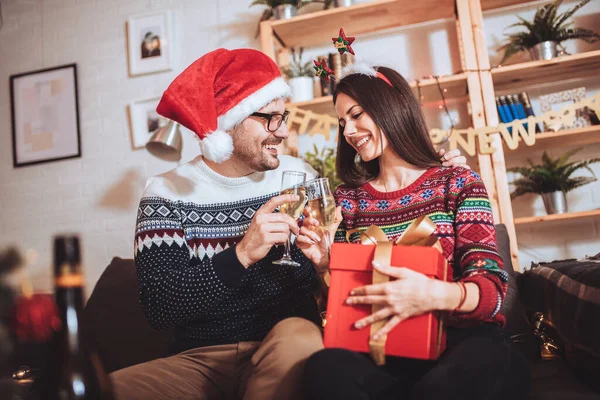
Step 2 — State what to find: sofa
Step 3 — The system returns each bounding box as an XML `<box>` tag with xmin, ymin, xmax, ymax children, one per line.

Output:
<box><xmin>4</xmin><ymin>225</ymin><xmax>600</xmax><ymax>399</ymax></box>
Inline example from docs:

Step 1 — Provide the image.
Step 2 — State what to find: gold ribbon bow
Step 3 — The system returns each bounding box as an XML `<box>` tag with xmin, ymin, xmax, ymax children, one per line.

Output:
<box><xmin>346</xmin><ymin>215</ymin><xmax>443</xmax><ymax>366</ymax></box>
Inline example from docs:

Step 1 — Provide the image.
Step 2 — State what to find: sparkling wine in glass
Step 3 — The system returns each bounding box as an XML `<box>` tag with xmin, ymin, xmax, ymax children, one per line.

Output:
<box><xmin>273</xmin><ymin>171</ymin><xmax>307</xmax><ymax>266</ymax></box>
<box><xmin>306</xmin><ymin>178</ymin><xmax>336</xmax><ymax>253</ymax></box>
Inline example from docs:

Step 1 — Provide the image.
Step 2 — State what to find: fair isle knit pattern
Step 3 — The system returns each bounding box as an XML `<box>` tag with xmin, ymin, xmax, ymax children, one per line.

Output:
<box><xmin>335</xmin><ymin>166</ymin><xmax>508</xmax><ymax>327</ymax></box>
<box><xmin>135</xmin><ymin>155</ymin><xmax>320</xmax><ymax>350</ymax></box>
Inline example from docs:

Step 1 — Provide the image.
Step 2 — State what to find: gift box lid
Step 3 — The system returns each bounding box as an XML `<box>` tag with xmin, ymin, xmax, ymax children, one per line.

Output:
<box><xmin>330</xmin><ymin>243</ymin><xmax>447</xmax><ymax>279</ymax></box>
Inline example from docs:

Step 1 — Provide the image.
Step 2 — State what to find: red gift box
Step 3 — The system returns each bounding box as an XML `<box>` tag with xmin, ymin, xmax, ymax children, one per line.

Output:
<box><xmin>324</xmin><ymin>242</ymin><xmax>448</xmax><ymax>361</ymax></box>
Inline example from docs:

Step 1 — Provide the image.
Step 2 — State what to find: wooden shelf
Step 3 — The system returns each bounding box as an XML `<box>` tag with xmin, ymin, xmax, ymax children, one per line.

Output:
<box><xmin>504</xmin><ymin>126</ymin><xmax>600</xmax><ymax>157</ymax></box>
<box><xmin>492</xmin><ymin>50</ymin><xmax>600</xmax><ymax>92</ymax></box>
<box><xmin>271</xmin><ymin>0</ymin><xmax>455</xmax><ymax>49</ymax></box>
<box><xmin>287</xmin><ymin>96</ymin><xmax>334</xmax><ymax>115</ymax></box>
<box><xmin>514</xmin><ymin>209</ymin><xmax>600</xmax><ymax>227</ymax></box>
<box><xmin>480</xmin><ymin>0</ymin><xmax>539</xmax><ymax>12</ymax></box>
<box><xmin>287</xmin><ymin>72</ymin><xmax>468</xmax><ymax>115</ymax></box>
<box><xmin>411</xmin><ymin>73</ymin><xmax>469</xmax><ymax>102</ymax></box>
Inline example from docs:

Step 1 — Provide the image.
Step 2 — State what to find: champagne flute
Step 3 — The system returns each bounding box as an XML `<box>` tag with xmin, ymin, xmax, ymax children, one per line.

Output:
<box><xmin>273</xmin><ymin>171</ymin><xmax>307</xmax><ymax>266</ymax></box>
<box><xmin>305</xmin><ymin>178</ymin><xmax>336</xmax><ymax>254</ymax></box>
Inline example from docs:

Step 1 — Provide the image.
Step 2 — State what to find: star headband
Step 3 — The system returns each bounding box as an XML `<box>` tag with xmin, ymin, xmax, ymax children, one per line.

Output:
<box><xmin>314</xmin><ymin>59</ymin><xmax>335</xmax><ymax>83</ymax></box>
<box><xmin>332</xmin><ymin>28</ymin><xmax>355</xmax><ymax>55</ymax></box>
<box><xmin>313</xmin><ymin>28</ymin><xmax>392</xmax><ymax>87</ymax></box>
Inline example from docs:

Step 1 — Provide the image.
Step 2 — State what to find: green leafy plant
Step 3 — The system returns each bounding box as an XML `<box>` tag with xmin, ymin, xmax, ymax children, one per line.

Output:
<box><xmin>251</xmin><ymin>0</ymin><xmax>315</xmax><ymax>37</ymax></box>
<box><xmin>508</xmin><ymin>148</ymin><xmax>600</xmax><ymax>199</ymax></box>
<box><xmin>499</xmin><ymin>0</ymin><xmax>600</xmax><ymax>64</ymax></box>
<box><xmin>303</xmin><ymin>144</ymin><xmax>342</xmax><ymax>190</ymax></box>
<box><xmin>280</xmin><ymin>47</ymin><xmax>314</xmax><ymax>78</ymax></box>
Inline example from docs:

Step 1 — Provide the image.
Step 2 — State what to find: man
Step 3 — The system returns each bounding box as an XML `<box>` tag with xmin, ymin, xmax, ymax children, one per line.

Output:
<box><xmin>111</xmin><ymin>48</ymin><xmax>467</xmax><ymax>400</ymax></box>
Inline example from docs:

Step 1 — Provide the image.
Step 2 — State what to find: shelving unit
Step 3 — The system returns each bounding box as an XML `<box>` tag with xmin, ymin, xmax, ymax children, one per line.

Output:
<box><xmin>260</xmin><ymin>0</ymin><xmax>520</xmax><ymax>267</ymax></box>
<box><xmin>504</xmin><ymin>126</ymin><xmax>600</xmax><ymax>157</ymax></box>
<box><xmin>267</xmin><ymin>0</ymin><xmax>455</xmax><ymax>50</ymax></box>
<box><xmin>263</xmin><ymin>0</ymin><xmax>540</xmax><ymax>52</ymax></box>
<box><xmin>259</xmin><ymin>0</ymin><xmax>600</xmax><ymax>271</ymax></box>
<box><xmin>288</xmin><ymin>73</ymin><xmax>469</xmax><ymax>116</ymax></box>
<box><xmin>514</xmin><ymin>209</ymin><xmax>600</xmax><ymax>227</ymax></box>
<box><xmin>469</xmin><ymin>0</ymin><xmax>600</xmax><ymax>269</ymax></box>
<box><xmin>492</xmin><ymin>50</ymin><xmax>600</xmax><ymax>93</ymax></box>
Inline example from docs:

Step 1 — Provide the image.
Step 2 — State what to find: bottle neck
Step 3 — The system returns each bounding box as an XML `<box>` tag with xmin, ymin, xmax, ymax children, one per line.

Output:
<box><xmin>54</xmin><ymin>263</ymin><xmax>85</xmax><ymax>349</ymax></box>
<box><xmin>54</xmin><ymin>283</ymin><xmax>85</xmax><ymax>356</ymax></box>
<box><xmin>55</xmin><ymin>282</ymin><xmax>84</xmax><ymax>310</ymax></box>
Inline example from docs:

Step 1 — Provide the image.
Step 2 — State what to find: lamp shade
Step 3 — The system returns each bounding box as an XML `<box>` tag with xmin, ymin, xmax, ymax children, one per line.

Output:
<box><xmin>146</xmin><ymin>121</ymin><xmax>182</xmax><ymax>162</ymax></box>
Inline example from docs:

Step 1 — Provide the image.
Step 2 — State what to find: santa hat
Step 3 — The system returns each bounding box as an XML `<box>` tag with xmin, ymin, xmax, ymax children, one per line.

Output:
<box><xmin>156</xmin><ymin>48</ymin><xmax>290</xmax><ymax>163</ymax></box>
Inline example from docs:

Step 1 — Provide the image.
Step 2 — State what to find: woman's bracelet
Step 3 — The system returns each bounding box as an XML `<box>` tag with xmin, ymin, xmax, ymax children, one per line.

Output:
<box><xmin>452</xmin><ymin>282</ymin><xmax>467</xmax><ymax>313</ymax></box>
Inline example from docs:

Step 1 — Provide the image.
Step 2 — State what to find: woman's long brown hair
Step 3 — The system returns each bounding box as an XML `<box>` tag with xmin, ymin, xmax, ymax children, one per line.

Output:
<box><xmin>334</xmin><ymin>66</ymin><xmax>440</xmax><ymax>187</ymax></box>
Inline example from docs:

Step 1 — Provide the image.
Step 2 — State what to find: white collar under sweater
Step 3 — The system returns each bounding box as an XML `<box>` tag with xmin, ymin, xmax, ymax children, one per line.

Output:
<box><xmin>142</xmin><ymin>155</ymin><xmax>318</xmax><ymax>205</ymax></box>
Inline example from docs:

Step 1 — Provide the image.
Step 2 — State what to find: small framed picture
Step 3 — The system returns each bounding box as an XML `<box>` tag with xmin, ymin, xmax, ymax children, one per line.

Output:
<box><xmin>129</xmin><ymin>97</ymin><xmax>168</xmax><ymax>149</ymax></box>
<box><xmin>127</xmin><ymin>10</ymin><xmax>173</xmax><ymax>76</ymax></box>
<box><xmin>10</xmin><ymin>63</ymin><xmax>81</xmax><ymax>168</ymax></box>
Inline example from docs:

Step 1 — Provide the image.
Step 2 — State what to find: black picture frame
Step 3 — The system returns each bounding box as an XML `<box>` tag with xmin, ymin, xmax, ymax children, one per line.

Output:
<box><xmin>10</xmin><ymin>63</ymin><xmax>81</xmax><ymax>168</ymax></box>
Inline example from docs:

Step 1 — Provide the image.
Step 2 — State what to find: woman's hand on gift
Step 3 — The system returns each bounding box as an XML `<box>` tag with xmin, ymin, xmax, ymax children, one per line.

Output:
<box><xmin>346</xmin><ymin>261</ymin><xmax>447</xmax><ymax>341</ymax></box>
<box><xmin>438</xmin><ymin>148</ymin><xmax>470</xmax><ymax>169</ymax></box>
<box><xmin>295</xmin><ymin>205</ymin><xmax>343</xmax><ymax>273</ymax></box>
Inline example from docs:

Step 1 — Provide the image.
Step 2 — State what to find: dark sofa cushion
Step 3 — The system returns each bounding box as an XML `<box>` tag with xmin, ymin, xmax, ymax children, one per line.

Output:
<box><xmin>496</xmin><ymin>224</ymin><xmax>533</xmax><ymax>342</ymax></box>
<box><xmin>82</xmin><ymin>257</ymin><xmax>173</xmax><ymax>373</ymax></box>
<box><xmin>519</xmin><ymin>254</ymin><xmax>600</xmax><ymax>394</ymax></box>
<box><xmin>529</xmin><ymin>359</ymin><xmax>600</xmax><ymax>400</ymax></box>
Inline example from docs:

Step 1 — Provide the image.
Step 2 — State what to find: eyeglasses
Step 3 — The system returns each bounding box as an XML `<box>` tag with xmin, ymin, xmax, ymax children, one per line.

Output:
<box><xmin>250</xmin><ymin>111</ymin><xmax>290</xmax><ymax>132</ymax></box>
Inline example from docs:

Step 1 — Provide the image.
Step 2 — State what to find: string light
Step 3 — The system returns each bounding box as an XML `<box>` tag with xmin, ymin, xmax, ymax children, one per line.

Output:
<box><xmin>435</xmin><ymin>75</ymin><xmax>455</xmax><ymax>144</ymax></box>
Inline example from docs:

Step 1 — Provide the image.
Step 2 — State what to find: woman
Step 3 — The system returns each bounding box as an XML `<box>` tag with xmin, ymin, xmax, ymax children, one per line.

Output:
<box><xmin>296</xmin><ymin>64</ymin><xmax>530</xmax><ymax>399</ymax></box>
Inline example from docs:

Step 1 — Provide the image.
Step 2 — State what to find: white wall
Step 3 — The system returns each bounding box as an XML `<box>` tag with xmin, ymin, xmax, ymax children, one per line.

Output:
<box><xmin>1</xmin><ymin>0</ymin><xmax>598</xmax><ymax>294</ymax></box>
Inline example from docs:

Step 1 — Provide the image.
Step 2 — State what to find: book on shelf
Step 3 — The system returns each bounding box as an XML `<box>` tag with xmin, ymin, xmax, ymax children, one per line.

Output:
<box><xmin>518</xmin><ymin>92</ymin><xmax>542</xmax><ymax>133</ymax></box>
<box><xmin>497</xmin><ymin>95</ymin><xmax>514</xmax><ymax>135</ymax></box>
<box><xmin>496</xmin><ymin>92</ymin><xmax>544</xmax><ymax>135</ymax></box>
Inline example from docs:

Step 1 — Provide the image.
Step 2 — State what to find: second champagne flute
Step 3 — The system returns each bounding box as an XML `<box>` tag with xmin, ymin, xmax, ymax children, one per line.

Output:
<box><xmin>273</xmin><ymin>171</ymin><xmax>307</xmax><ymax>266</ymax></box>
<box><xmin>306</xmin><ymin>177</ymin><xmax>336</xmax><ymax>253</ymax></box>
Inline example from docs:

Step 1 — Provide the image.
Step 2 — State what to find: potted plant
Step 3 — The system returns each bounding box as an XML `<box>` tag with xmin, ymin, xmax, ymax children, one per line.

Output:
<box><xmin>281</xmin><ymin>47</ymin><xmax>315</xmax><ymax>103</ymax></box>
<box><xmin>508</xmin><ymin>148</ymin><xmax>600</xmax><ymax>214</ymax></box>
<box><xmin>251</xmin><ymin>0</ymin><xmax>307</xmax><ymax>37</ymax></box>
<box><xmin>303</xmin><ymin>144</ymin><xmax>342</xmax><ymax>190</ymax></box>
<box><xmin>499</xmin><ymin>0</ymin><xmax>600</xmax><ymax>63</ymax></box>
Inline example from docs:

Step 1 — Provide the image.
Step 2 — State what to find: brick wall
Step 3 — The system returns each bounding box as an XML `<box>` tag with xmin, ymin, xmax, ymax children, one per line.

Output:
<box><xmin>1</xmin><ymin>0</ymin><xmax>598</xmax><ymax>294</ymax></box>
<box><xmin>0</xmin><ymin>0</ymin><xmax>259</xmax><ymax>292</ymax></box>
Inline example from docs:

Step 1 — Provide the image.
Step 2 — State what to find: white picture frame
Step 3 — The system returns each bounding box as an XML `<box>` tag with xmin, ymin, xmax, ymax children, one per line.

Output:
<box><xmin>127</xmin><ymin>10</ymin><xmax>173</xmax><ymax>76</ymax></box>
<box><xmin>129</xmin><ymin>97</ymin><xmax>168</xmax><ymax>149</ymax></box>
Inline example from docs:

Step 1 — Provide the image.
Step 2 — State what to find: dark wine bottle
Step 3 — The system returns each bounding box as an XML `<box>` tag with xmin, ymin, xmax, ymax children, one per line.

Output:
<box><xmin>42</xmin><ymin>235</ymin><xmax>114</xmax><ymax>400</ymax></box>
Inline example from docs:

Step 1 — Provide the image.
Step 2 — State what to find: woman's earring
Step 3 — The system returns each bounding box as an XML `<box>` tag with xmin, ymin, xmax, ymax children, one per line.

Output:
<box><xmin>354</xmin><ymin>153</ymin><xmax>362</xmax><ymax>164</ymax></box>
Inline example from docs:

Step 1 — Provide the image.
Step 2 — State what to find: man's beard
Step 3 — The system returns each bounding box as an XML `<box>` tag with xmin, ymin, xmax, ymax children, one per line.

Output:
<box><xmin>232</xmin><ymin>130</ymin><xmax>281</xmax><ymax>172</ymax></box>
